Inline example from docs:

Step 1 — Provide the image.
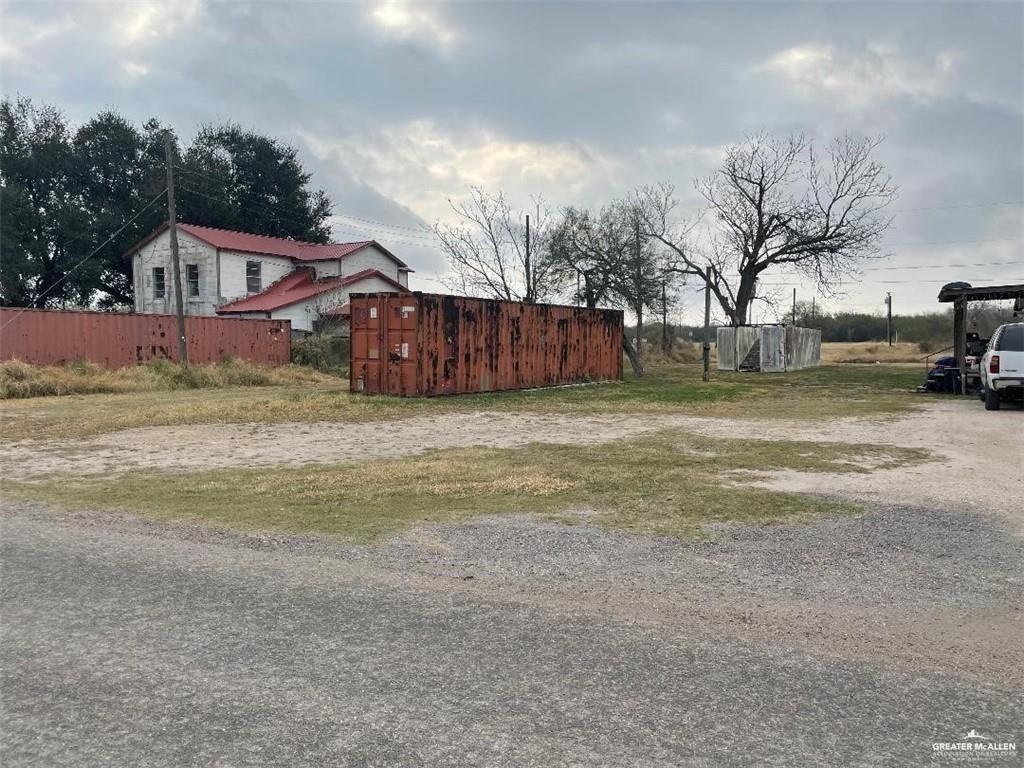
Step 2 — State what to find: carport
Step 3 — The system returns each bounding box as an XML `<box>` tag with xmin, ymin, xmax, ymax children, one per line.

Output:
<box><xmin>937</xmin><ymin>282</ymin><xmax>1024</xmax><ymax>392</ymax></box>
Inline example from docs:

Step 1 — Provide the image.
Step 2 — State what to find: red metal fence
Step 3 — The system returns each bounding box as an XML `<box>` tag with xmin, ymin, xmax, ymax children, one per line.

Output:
<box><xmin>0</xmin><ymin>308</ymin><xmax>290</xmax><ymax>368</ymax></box>
<box><xmin>350</xmin><ymin>292</ymin><xmax>623</xmax><ymax>396</ymax></box>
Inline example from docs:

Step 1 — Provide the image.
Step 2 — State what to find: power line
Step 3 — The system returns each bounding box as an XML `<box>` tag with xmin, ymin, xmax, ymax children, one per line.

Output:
<box><xmin>174</xmin><ymin>164</ymin><xmax>435</xmax><ymax>237</ymax></box>
<box><xmin>176</xmin><ymin>179</ymin><xmax>441</xmax><ymax>251</ymax></box>
<box><xmin>880</xmin><ymin>236</ymin><xmax>1022</xmax><ymax>248</ymax></box>
<box><xmin>890</xmin><ymin>200</ymin><xmax>1024</xmax><ymax>213</ymax></box>
<box><xmin>1</xmin><ymin>189</ymin><xmax>168</xmax><ymax>331</ymax></box>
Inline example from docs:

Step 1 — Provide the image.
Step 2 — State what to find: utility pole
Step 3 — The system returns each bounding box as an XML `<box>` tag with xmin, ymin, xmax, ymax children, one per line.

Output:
<box><xmin>661</xmin><ymin>280</ymin><xmax>669</xmax><ymax>354</ymax></box>
<box><xmin>634</xmin><ymin>217</ymin><xmax>643</xmax><ymax>363</ymax></box>
<box><xmin>703</xmin><ymin>265</ymin><xmax>712</xmax><ymax>382</ymax></box>
<box><xmin>524</xmin><ymin>214</ymin><xmax>532</xmax><ymax>303</ymax></box>
<box><xmin>885</xmin><ymin>292</ymin><xmax>893</xmax><ymax>346</ymax></box>
<box><xmin>792</xmin><ymin>287</ymin><xmax>797</xmax><ymax>326</ymax></box>
<box><xmin>164</xmin><ymin>132</ymin><xmax>188</xmax><ymax>366</ymax></box>
<box><xmin>811</xmin><ymin>296</ymin><xmax>815</xmax><ymax>320</ymax></box>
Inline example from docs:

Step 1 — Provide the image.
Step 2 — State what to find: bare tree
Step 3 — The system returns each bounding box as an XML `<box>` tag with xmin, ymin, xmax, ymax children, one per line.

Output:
<box><xmin>549</xmin><ymin>201</ymin><xmax>673</xmax><ymax>376</ymax></box>
<box><xmin>636</xmin><ymin>133</ymin><xmax>897</xmax><ymax>326</ymax></box>
<box><xmin>549</xmin><ymin>203</ymin><xmax>634</xmax><ymax>308</ymax></box>
<box><xmin>307</xmin><ymin>289</ymin><xmax>350</xmax><ymax>337</ymax></box>
<box><xmin>434</xmin><ymin>186</ymin><xmax>559</xmax><ymax>303</ymax></box>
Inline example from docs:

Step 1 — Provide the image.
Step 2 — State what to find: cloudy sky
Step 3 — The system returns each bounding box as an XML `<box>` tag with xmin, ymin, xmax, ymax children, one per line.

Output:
<box><xmin>2</xmin><ymin>0</ymin><xmax>1021</xmax><ymax>321</ymax></box>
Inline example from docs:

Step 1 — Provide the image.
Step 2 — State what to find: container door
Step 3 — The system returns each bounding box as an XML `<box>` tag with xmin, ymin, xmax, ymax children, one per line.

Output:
<box><xmin>350</xmin><ymin>296</ymin><xmax>385</xmax><ymax>394</ymax></box>
<box><xmin>384</xmin><ymin>298</ymin><xmax>419</xmax><ymax>395</ymax></box>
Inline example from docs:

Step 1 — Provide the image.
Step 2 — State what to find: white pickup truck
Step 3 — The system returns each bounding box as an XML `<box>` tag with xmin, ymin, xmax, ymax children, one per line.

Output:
<box><xmin>979</xmin><ymin>322</ymin><xmax>1024</xmax><ymax>411</ymax></box>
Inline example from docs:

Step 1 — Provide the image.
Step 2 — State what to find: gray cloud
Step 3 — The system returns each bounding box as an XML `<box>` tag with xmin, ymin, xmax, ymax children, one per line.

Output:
<box><xmin>1</xmin><ymin>0</ymin><xmax>1021</xmax><ymax>316</ymax></box>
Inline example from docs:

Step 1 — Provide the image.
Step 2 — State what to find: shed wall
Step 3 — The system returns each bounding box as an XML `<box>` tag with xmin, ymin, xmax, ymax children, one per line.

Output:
<box><xmin>760</xmin><ymin>325</ymin><xmax>786</xmax><ymax>372</ymax></box>
<box><xmin>350</xmin><ymin>293</ymin><xmax>623</xmax><ymax>396</ymax></box>
<box><xmin>785</xmin><ymin>326</ymin><xmax>822</xmax><ymax>370</ymax></box>
<box><xmin>716</xmin><ymin>327</ymin><xmax>735</xmax><ymax>370</ymax></box>
<box><xmin>0</xmin><ymin>308</ymin><xmax>290</xmax><ymax>367</ymax></box>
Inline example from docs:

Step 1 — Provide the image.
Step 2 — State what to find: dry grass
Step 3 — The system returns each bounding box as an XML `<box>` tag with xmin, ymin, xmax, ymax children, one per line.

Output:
<box><xmin>820</xmin><ymin>342</ymin><xmax>931</xmax><ymax>365</ymax></box>
<box><xmin>0</xmin><ymin>363</ymin><xmax>926</xmax><ymax>442</ymax></box>
<box><xmin>6</xmin><ymin>430</ymin><xmax>930</xmax><ymax>542</ymax></box>
<box><xmin>0</xmin><ymin>358</ymin><xmax>337</xmax><ymax>399</ymax></box>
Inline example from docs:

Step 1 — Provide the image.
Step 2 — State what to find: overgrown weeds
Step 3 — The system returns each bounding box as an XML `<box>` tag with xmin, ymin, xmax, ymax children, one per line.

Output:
<box><xmin>0</xmin><ymin>358</ymin><xmax>337</xmax><ymax>399</ymax></box>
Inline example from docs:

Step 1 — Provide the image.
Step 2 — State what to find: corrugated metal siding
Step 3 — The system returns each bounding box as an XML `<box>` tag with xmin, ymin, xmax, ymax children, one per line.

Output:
<box><xmin>350</xmin><ymin>293</ymin><xmax>623</xmax><ymax>396</ymax></box>
<box><xmin>785</xmin><ymin>326</ymin><xmax>822</xmax><ymax>370</ymax></box>
<box><xmin>735</xmin><ymin>327</ymin><xmax>760</xmax><ymax>370</ymax></box>
<box><xmin>760</xmin><ymin>325</ymin><xmax>786</xmax><ymax>372</ymax></box>
<box><xmin>0</xmin><ymin>308</ymin><xmax>290</xmax><ymax>367</ymax></box>
<box><xmin>716</xmin><ymin>327</ymin><xmax>735</xmax><ymax>371</ymax></box>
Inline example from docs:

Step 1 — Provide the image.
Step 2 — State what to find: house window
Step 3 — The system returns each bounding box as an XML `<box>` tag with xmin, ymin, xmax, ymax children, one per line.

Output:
<box><xmin>152</xmin><ymin>267</ymin><xmax>165</xmax><ymax>299</ymax></box>
<box><xmin>246</xmin><ymin>261</ymin><xmax>261</xmax><ymax>293</ymax></box>
<box><xmin>186</xmin><ymin>264</ymin><xmax>200</xmax><ymax>297</ymax></box>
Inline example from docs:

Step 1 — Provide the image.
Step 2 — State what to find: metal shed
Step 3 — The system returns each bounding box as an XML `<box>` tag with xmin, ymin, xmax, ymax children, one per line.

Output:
<box><xmin>349</xmin><ymin>292</ymin><xmax>623</xmax><ymax>396</ymax></box>
<box><xmin>716</xmin><ymin>325</ymin><xmax>821</xmax><ymax>372</ymax></box>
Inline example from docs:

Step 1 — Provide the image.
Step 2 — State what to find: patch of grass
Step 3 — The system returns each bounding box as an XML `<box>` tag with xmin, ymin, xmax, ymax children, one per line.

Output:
<box><xmin>821</xmin><ymin>341</ymin><xmax>929</xmax><ymax>364</ymax></box>
<box><xmin>0</xmin><ymin>363</ymin><xmax>926</xmax><ymax>442</ymax></box>
<box><xmin>0</xmin><ymin>358</ymin><xmax>337</xmax><ymax>399</ymax></box>
<box><xmin>6</xmin><ymin>431</ymin><xmax>931</xmax><ymax>542</ymax></box>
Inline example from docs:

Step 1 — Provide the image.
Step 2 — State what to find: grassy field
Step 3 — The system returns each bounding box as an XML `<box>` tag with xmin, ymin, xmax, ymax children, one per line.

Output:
<box><xmin>0</xmin><ymin>358</ymin><xmax>334</xmax><ymax>399</ymax></box>
<box><xmin>820</xmin><ymin>341</ymin><xmax>935</xmax><ymax>364</ymax></box>
<box><xmin>6</xmin><ymin>430</ymin><xmax>929</xmax><ymax>542</ymax></box>
<box><xmin>0</xmin><ymin>363</ymin><xmax>926</xmax><ymax>442</ymax></box>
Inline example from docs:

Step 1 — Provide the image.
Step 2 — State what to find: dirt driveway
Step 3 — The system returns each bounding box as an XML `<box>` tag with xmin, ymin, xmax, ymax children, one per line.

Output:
<box><xmin>3</xmin><ymin>399</ymin><xmax>1021</xmax><ymax>526</ymax></box>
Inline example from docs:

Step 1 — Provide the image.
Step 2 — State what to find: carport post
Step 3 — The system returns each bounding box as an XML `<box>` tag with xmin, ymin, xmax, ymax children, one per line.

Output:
<box><xmin>953</xmin><ymin>297</ymin><xmax>966</xmax><ymax>395</ymax></box>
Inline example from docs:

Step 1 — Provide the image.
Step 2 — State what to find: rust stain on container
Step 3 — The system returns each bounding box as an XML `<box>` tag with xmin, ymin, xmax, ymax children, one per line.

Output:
<box><xmin>349</xmin><ymin>293</ymin><xmax>623</xmax><ymax>396</ymax></box>
<box><xmin>0</xmin><ymin>308</ymin><xmax>290</xmax><ymax>368</ymax></box>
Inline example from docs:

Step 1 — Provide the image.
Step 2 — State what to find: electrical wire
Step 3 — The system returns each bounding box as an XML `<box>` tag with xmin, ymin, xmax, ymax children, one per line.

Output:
<box><xmin>1</xmin><ymin>189</ymin><xmax>168</xmax><ymax>331</ymax></box>
<box><xmin>174</xmin><ymin>164</ymin><xmax>436</xmax><ymax>237</ymax></box>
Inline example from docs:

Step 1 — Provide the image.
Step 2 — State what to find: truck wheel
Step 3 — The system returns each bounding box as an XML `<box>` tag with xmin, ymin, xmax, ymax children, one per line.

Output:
<box><xmin>984</xmin><ymin>386</ymin><xmax>1001</xmax><ymax>411</ymax></box>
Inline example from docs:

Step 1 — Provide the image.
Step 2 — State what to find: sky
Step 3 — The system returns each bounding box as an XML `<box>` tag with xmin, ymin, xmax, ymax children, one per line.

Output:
<box><xmin>2</xmin><ymin>0</ymin><xmax>1022</xmax><ymax>323</ymax></box>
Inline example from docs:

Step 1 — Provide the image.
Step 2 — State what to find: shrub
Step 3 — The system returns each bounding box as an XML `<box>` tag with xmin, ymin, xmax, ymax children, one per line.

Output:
<box><xmin>291</xmin><ymin>334</ymin><xmax>349</xmax><ymax>373</ymax></box>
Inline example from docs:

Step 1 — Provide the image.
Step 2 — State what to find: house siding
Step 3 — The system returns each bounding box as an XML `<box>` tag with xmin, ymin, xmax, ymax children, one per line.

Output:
<box><xmin>130</xmin><ymin>229</ymin><xmax>412</xmax><ymax>326</ymax></box>
<box><xmin>133</xmin><ymin>230</ymin><xmax>219</xmax><ymax>316</ymax></box>
<box><xmin>341</xmin><ymin>245</ymin><xmax>401</xmax><ymax>281</ymax></box>
<box><xmin>266</xmin><ymin>275</ymin><xmax>407</xmax><ymax>332</ymax></box>
<box><xmin>218</xmin><ymin>251</ymin><xmax>294</xmax><ymax>304</ymax></box>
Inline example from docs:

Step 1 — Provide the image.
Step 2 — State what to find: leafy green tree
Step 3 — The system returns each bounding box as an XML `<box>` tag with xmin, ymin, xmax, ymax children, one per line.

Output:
<box><xmin>178</xmin><ymin>124</ymin><xmax>332</xmax><ymax>243</ymax></box>
<box><xmin>1</xmin><ymin>97</ymin><xmax>90</xmax><ymax>307</ymax></box>
<box><xmin>72</xmin><ymin>112</ymin><xmax>167</xmax><ymax>306</ymax></box>
<box><xmin>2</xmin><ymin>100</ymin><xmax>334</xmax><ymax>308</ymax></box>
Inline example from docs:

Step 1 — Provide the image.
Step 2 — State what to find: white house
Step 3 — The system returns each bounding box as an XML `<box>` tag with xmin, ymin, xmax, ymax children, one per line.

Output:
<box><xmin>127</xmin><ymin>222</ymin><xmax>412</xmax><ymax>332</ymax></box>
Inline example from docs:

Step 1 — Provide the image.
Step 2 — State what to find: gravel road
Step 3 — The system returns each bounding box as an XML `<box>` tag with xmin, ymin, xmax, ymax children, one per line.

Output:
<box><xmin>3</xmin><ymin>500</ymin><xmax>1021</xmax><ymax>767</ymax></box>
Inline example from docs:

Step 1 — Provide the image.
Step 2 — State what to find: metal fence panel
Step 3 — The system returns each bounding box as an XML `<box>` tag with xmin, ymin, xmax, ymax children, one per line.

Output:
<box><xmin>0</xmin><ymin>308</ymin><xmax>290</xmax><ymax>367</ymax></box>
<box><xmin>716</xmin><ymin>327</ymin><xmax>735</xmax><ymax>370</ymax></box>
<box><xmin>785</xmin><ymin>326</ymin><xmax>822</xmax><ymax>370</ymax></box>
<box><xmin>760</xmin><ymin>325</ymin><xmax>786</xmax><ymax>372</ymax></box>
<box><xmin>734</xmin><ymin>326</ymin><xmax>760</xmax><ymax>370</ymax></box>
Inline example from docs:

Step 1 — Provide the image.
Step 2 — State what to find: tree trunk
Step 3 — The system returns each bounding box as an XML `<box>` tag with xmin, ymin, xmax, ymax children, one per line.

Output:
<box><xmin>623</xmin><ymin>336</ymin><xmax>644</xmax><ymax>377</ymax></box>
<box><xmin>634</xmin><ymin>304</ymin><xmax>643</xmax><ymax>365</ymax></box>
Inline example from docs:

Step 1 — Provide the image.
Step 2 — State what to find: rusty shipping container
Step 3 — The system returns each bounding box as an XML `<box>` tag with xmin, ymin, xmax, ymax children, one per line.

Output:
<box><xmin>349</xmin><ymin>292</ymin><xmax>623</xmax><ymax>396</ymax></box>
<box><xmin>0</xmin><ymin>308</ymin><xmax>290</xmax><ymax>368</ymax></box>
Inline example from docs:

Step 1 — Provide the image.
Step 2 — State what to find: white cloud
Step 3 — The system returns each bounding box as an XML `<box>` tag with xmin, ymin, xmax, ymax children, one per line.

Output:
<box><xmin>0</xmin><ymin>12</ymin><xmax>74</xmax><ymax>63</ymax></box>
<box><xmin>301</xmin><ymin>120</ymin><xmax>619</xmax><ymax>225</ymax></box>
<box><xmin>114</xmin><ymin>0</ymin><xmax>202</xmax><ymax>47</ymax></box>
<box><xmin>756</xmin><ymin>42</ymin><xmax>963</xmax><ymax>110</ymax></box>
<box><xmin>369</xmin><ymin>1</ymin><xmax>456</xmax><ymax>51</ymax></box>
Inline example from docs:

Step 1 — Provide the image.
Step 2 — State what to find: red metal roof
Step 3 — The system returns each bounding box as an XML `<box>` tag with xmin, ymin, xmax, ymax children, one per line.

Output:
<box><xmin>124</xmin><ymin>222</ymin><xmax>412</xmax><ymax>269</ymax></box>
<box><xmin>216</xmin><ymin>268</ymin><xmax>408</xmax><ymax>314</ymax></box>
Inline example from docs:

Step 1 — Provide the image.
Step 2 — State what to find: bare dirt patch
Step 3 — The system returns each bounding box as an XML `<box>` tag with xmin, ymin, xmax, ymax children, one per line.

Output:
<box><xmin>1</xmin><ymin>412</ymin><xmax>698</xmax><ymax>479</ymax></box>
<box><xmin>4</xmin><ymin>399</ymin><xmax>1019</xmax><ymax>527</ymax></box>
